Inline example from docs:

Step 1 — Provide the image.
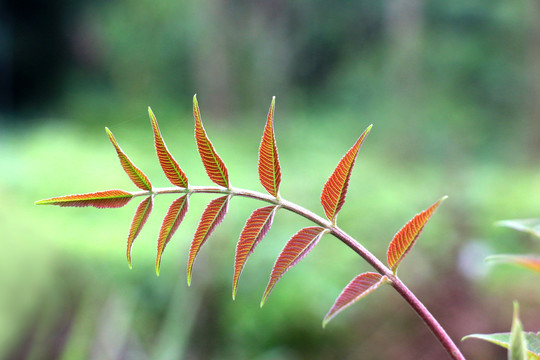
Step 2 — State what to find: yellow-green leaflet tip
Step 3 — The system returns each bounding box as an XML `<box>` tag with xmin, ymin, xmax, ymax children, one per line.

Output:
<box><xmin>148</xmin><ymin>106</ymin><xmax>154</xmax><ymax>118</ymax></box>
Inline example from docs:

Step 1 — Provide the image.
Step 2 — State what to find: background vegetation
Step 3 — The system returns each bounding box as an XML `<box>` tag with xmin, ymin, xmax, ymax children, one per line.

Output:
<box><xmin>1</xmin><ymin>0</ymin><xmax>539</xmax><ymax>359</ymax></box>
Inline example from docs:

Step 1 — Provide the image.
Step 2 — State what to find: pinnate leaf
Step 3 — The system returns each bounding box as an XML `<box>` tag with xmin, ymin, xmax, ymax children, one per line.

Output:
<box><xmin>261</xmin><ymin>226</ymin><xmax>326</xmax><ymax>306</ymax></box>
<box><xmin>486</xmin><ymin>255</ymin><xmax>540</xmax><ymax>273</ymax></box>
<box><xmin>258</xmin><ymin>97</ymin><xmax>281</xmax><ymax>197</ymax></box>
<box><xmin>193</xmin><ymin>95</ymin><xmax>230</xmax><ymax>188</ymax></box>
<box><xmin>463</xmin><ymin>333</ymin><xmax>540</xmax><ymax>359</ymax></box>
<box><xmin>321</xmin><ymin>125</ymin><xmax>372</xmax><ymax>223</ymax></box>
<box><xmin>127</xmin><ymin>196</ymin><xmax>153</xmax><ymax>269</ymax></box>
<box><xmin>149</xmin><ymin>107</ymin><xmax>188</xmax><ymax>188</ymax></box>
<box><xmin>323</xmin><ymin>272</ymin><xmax>387</xmax><ymax>327</ymax></box>
<box><xmin>35</xmin><ymin>190</ymin><xmax>133</xmax><ymax>208</ymax></box>
<box><xmin>187</xmin><ymin>195</ymin><xmax>230</xmax><ymax>285</ymax></box>
<box><xmin>156</xmin><ymin>195</ymin><xmax>189</xmax><ymax>275</ymax></box>
<box><xmin>106</xmin><ymin>127</ymin><xmax>152</xmax><ymax>191</ymax></box>
<box><xmin>387</xmin><ymin>196</ymin><xmax>447</xmax><ymax>272</ymax></box>
<box><xmin>233</xmin><ymin>205</ymin><xmax>279</xmax><ymax>299</ymax></box>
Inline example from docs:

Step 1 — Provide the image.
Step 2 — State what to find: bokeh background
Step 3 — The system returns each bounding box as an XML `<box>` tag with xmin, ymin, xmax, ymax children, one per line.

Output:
<box><xmin>2</xmin><ymin>0</ymin><xmax>540</xmax><ymax>359</ymax></box>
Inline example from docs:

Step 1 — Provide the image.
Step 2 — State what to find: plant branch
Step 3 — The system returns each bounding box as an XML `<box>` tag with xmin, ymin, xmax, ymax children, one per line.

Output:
<box><xmin>132</xmin><ymin>185</ymin><xmax>466</xmax><ymax>360</ymax></box>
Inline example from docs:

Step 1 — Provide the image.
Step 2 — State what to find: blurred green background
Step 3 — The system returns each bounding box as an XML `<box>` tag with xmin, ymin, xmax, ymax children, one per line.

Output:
<box><xmin>2</xmin><ymin>0</ymin><xmax>540</xmax><ymax>359</ymax></box>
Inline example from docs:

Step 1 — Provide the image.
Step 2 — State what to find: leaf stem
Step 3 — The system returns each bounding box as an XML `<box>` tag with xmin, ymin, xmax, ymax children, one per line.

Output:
<box><xmin>130</xmin><ymin>185</ymin><xmax>465</xmax><ymax>360</ymax></box>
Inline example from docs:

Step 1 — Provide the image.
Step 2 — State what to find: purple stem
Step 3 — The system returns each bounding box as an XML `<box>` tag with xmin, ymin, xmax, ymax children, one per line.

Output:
<box><xmin>134</xmin><ymin>186</ymin><xmax>466</xmax><ymax>360</ymax></box>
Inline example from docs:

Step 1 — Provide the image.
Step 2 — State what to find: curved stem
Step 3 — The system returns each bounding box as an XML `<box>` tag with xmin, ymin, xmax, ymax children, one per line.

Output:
<box><xmin>132</xmin><ymin>185</ymin><xmax>465</xmax><ymax>360</ymax></box>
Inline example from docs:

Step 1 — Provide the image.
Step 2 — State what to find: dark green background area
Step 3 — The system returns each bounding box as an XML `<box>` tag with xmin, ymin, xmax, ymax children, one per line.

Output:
<box><xmin>1</xmin><ymin>1</ymin><xmax>539</xmax><ymax>359</ymax></box>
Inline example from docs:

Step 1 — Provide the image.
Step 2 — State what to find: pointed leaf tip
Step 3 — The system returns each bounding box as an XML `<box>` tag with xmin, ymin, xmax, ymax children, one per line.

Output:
<box><xmin>387</xmin><ymin>196</ymin><xmax>446</xmax><ymax>272</ymax></box>
<box><xmin>233</xmin><ymin>205</ymin><xmax>279</xmax><ymax>299</ymax></box>
<box><xmin>323</xmin><ymin>272</ymin><xmax>386</xmax><ymax>327</ymax></box>
<box><xmin>261</xmin><ymin>227</ymin><xmax>326</xmax><ymax>306</ymax></box>
<box><xmin>193</xmin><ymin>96</ymin><xmax>230</xmax><ymax>188</ymax></box>
<box><xmin>106</xmin><ymin>127</ymin><xmax>152</xmax><ymax>191</ymax></box>
<box><xmin>321</xmin><ymin>126</ymin><xmax>371</xmax><ymax>223</ymax></box>
<box><xmin>155</xmin><ymin>195</ymin><xmax>189</xmax><ymax>275</ymax></box>
<box><xmin>149</xmin><ymin>107</ymin><xmax>189</xmax><ymax>188</ymax></box>
<box><xmin>187</xmin><ymin>195</ymin><xmax>230</xmax><ymax>285</ymax></box>
<box><xmin>258</xmin><ymin>98</ymin><xmax>281</xmax><ymax>197</ymax></box>
<box><xmin>36</xmin><ymin>190</ymin><xmax>133</xmax><ymax>208</ymax></box>
<box><xmin>127</xmin><ymin>196</ymin><xmax>153</xmax><ymax>269</ymax></box>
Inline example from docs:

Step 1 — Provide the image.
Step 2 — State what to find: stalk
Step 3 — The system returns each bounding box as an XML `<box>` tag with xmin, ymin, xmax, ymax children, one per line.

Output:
<box><xmin>131</xmin><ymin>185</ymin><xmax>466</xmax><ymax>360</ymax></box>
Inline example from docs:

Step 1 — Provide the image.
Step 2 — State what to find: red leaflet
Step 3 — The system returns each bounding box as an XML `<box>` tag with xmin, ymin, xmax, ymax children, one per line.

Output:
<box><xmin>323</xmin><ymin>272</ymin><xmax>386</xmax><ymax>327</ymax></box>
<box><xmin>187</xmin><ymin>195</ymin><xmax>230</xmax><ymax>285</ymax></box>
<box><xmin>106</xmin><ymin>127</ymin><xmax>152</xmax><ymax>191</ymax></box>
<box><xmin>193</xmin><ymin>95</ymin><xmax>230</xmax><ymax>188</ymax></box>
<box><xmin>258</xmin><ymin>97</ymin><xmax>281</xmax><ymax>197</ymax></box>
<box><xmin>387</xmin><ymin>196</ymin><xmax>447</xmax><ymax>272</ymax></box>
<box><xmin>261</xmin><ymin>226</ymin><xmax>326</xmax><ymax>306</ymax></box>
<box><xmin>127</xmin><ymin>196</ymin><xmax>153</xmax><ymax>269</ymax></box>
<box><xmin>35</xmin><ymin>190</ymin><xmax>133</xmax><ymax>208</ymax></box>
<box><xmin>156</xmin><ymin>195</ymin><xmax>189</xmax><ymax>275</ymax></box>
<box><xmin>233</xmin><ymin>205</ymin><xmax>279</xmax><ymax>299</ymax></box>
<box><xmin>149</xmin><ymin>107</ymin><xmax>189</xmax><ymax>188</ymax></box>
<box><xmin>321</xmin><ymin>125</ymin><xmax>372</xmax><ymax>223</ymax></box>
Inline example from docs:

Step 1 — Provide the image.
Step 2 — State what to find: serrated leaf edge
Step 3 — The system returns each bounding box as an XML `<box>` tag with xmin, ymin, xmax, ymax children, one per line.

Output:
<box><xmin>233</xmin><ymin>205</ymin><xmax>279</xmax><ymax>299</ymax></box>
<box><xmin>258</xmin><ymin>97</ymin><xmax>281</xmax><ymax>198</ymax></box>
<box><xmin>187</xmin><ymin>195</ymin><xmax>230</xmax><ymax>285</ymax></box>
<box><xmin>156</xmin><ymin>195</ymin><xmax>189</xmax><ymax>275</ymax></box>
<box><xmin>127</xmin><ymin>196</ymin><xmax>153</xmax><ymax>269</ymax></box>
<box><xmin>149</xmin><ymin>107</ymin><xmax>189</xmax><ymax>188</ymax></box>
<box><xmin>320</xmin><ymin>125</ymin><xmax>372</xmax><ymax>223</ymax></box>
<box><xmin>105</xmin><ymin>127</ymin><xmax>152</xmax><ymax>191</ymax></box>
<box><xmin>387</xmin><ymin>196</ymin><xmax>447</xmax><ymax>273</ymax></box>
<box><xmin>323</xmin><ymin>272</ymin><xmax>387</xmax><ymax>327</ymax></box>
<box><xmin>193</xmin><ymin>95</ymin><xmax>230</xmax><ymax>188</ymax></box>
<box><xmin>261</xmin><ymin>226</ymin><xmax>327</xmax><ymax>307</ymax></box>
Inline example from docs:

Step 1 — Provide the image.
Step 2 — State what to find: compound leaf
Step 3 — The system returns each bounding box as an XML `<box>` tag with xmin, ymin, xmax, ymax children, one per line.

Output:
<box><xmin>387</xmin><ymin>196</ymin><xmax>447</xmax><ymax>272</ymax></box>
<box><xmin>187</xmin><ymin>195</ymin><xmax>230</xmax><ymax>285</ymax></box>
<box><xmin>156</xmin><ymin>195</ymin><xmax>189</xmax><ymax>275</ymax></box>
<box><xmin>261</xmin><ymin>226</ymin><xmax>326</xmax><ymax>306</ymax></box>
<box><xmin>258</xmin><ymin>97</ymin><xmax>281</xmax><ymax>197</ymax></box>
<box><xmin>105</xmin><ymin>127</ymin><xmax>152</xmax><ymax>191</ymax></box>
<box><xmin>193</xmin><ymin>95</ymin><xmax>230</xmax><ymax>188</ymax></box>
<box><xmin>35</xmin><ymin>190</ymin><xmax>133</xmax><ymax>208</ymax></box>
<box><xmin>148</xmin><ymin>107</ymin><xmax>188</xmax><ymax>188</ymax></box>
<box><xmin>233</xmin><ymin>205</ymin><xmax>279</xmax><ymax>299</ymax></box>
<box><xmin>127</xmin><ymin>196</ymin><xmax>153</xmax><ymax>269</ymax></box>
<box><xmin>321</xmin><ymin>125</ymin><xmax>372</xmax><ymax>223</ymax></box>
<box><xmin>323</xmin><ymin>272</ymin><xmax>387</xmax><ymax>327</ymax></box>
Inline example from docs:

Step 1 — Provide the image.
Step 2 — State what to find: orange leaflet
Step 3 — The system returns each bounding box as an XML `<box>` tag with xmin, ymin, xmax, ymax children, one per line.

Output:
<box><xmin>105</xmin><ymin>127</ymin><xmax>152</xmax><ymax>191</ymax></box>
<box><xmin>187</xmin><ymin>195</ymin><xmax>230</xmax><ymax>285</ymax></box>
<box><xmin>261</xmin><ymin>226</ymin><xmax>326</xmax><ymax>306</ymax></box>
<box><xmin>233</xmin><ymin>205</ymin><xmax>279</xmax><ymax>299</ymax></box>
<box><xmin>387</xmin><ymin>196</ymin><xmax>447</xmax><ymax>272</ymax></box>
<box><xmin>149</xmin><ymin>107</ymin><xmax>188</xmax><ymax>188</ymax></box>
<box><xmin>320</xmin><ymin>125</ymin><xmax>372</xmax><ymax>223</ymax></box>
<box><xmin>35</xmin><ymin>190</ymin><xmax>133</xmax><ymax>208</ymax></box>
<box><xmin>258</xmin><ymin>97</ymin><xmax>281</xmax><ymax>197</ymax></box>
<box><xmin>193</xmin><ymin>95</ymin><xmax>230</xmax><ymax>188</ymax></box>
<box><xmin>127</xmin><ymin>196</ymin><xmax>153</xmax><ymax>269</ymax></box>
<box><xmin>323</xmin><ymin>272</ymin><xmax>386</xmax><ymax>327</ymax></box>
<box><xmin>487</xmin><ymin>255</ymin><xmax>540</xmax><ymax>273</ymax></box>
<box><xmin>156</xmin><ymin>195</ymin><xmax>189</xmax><ymax>275</ymax></box>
